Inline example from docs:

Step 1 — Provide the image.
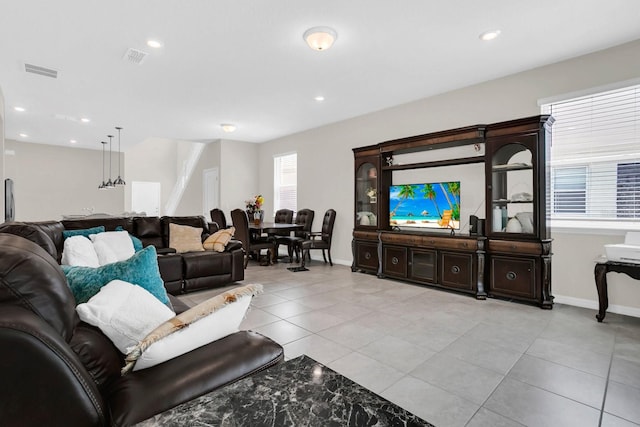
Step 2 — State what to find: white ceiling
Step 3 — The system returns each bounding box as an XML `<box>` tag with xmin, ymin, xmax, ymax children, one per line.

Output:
<box><xmin>1</xmin><ymin>0</ymin><xmax>640</xmax><ymax>150</ymax></box>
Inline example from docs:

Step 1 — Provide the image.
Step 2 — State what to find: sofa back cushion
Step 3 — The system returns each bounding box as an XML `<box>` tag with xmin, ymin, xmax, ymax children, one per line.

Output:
<box><xmin>161</xmin><ymin>216</ymin><xmax>208</xmax><ymax>247</ymax></box>
<box><xmin>0</xmin><ymin>233</ymin><xmax>78</xmax><ymax>341</ymax></box>
<box><xmin>0</xmin><ymin>222</ymin><xmax>59</xmax><ymax>260</ymax></box>
<box><xmin>63</xmin><ymin>217</ymin><xmax>134</xmax><ymax>234</ymax></box>
<box><xmin>134</xmin><ymin>216</ymin><xmax>164</xmax><ymax>248</ymax></box>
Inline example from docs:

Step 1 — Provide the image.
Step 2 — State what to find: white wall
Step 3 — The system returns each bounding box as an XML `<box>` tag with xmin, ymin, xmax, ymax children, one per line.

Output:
<box><xmin>174</xmin><ymin>141</ymin><xmax>221</xmax><ymax>217</ymax></box>
<box><xmin>257</xmin><ymin>39</ymin><xmax>640</xmax><ymax>314</ymax></box>
<box><xmin>0</xmin><ymin>86</ymin><xmax>4</xmax><ymax>222</ymax></box>
<box><xmin>124</xmin><ymin>137</ymin><xmax>179</xmax><ymax>215</ymax></box>
<box><xmin>219</xmin><ymin>139</ymin><xmax>259</xmax><ymax>218</ymax></box>
<box><xmin>4</xmin><ymin>140</ymin><xmax>124</xmax><ymax>220</ymax></box>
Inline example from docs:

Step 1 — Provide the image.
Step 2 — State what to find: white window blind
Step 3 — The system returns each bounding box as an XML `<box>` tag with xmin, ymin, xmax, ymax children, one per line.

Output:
<box><xmin>542</xmin><ymin>84</ymin><xmax>640</xmax><ymax>223</ymax></box>
<box><xmin>274</xmin><ymin>153</ymin><xmax>297</xmax><ymax>214</ymax></box>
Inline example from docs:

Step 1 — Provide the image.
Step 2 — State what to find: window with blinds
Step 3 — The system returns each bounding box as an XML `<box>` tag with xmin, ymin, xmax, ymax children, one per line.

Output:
<box><xmin>273</xmin><ymin>153</ymin><xmax>297</xmax><ymax>214</ymax></box>
<box><xmin>542</xmin><ymin>83</ymin><xmax>640</xmax><ymax>225</ymax></box>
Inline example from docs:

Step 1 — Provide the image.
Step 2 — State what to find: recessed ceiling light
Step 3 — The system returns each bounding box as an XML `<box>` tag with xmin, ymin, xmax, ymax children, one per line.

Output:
<box><xmin>80</xmin><ymin>117</ymin><xmax>90</xmax><ymax>123</ymax></box>
<box><xmin>14</xmin><ymin>106</ymin><xmax>26</xmax><ymax>112</ymax></box>
<box><xmin>147</xmin><ymin>39</ymin><xmax>163</xmax><ymax>49</ymax></box>
<box><xmin>70</xmin><ymin>139</ymin><xmax>77</xmax><ymax>144</ymax></box>
<box><xmin>314</xmin><ymin>96</ymin><xmax>325</xmax><ymax>102</ymax></box>
<box><xmin>221</xmin><ymin>124</ymin><xmax>236</xmax><ymax>133</ymax></box>
<box><xmin>479</xmin><ymin>30</ymin><xmax>501</xmax><ymax>41</ymax></box>
<box><xmin>19</xmin><ymin>133</ymin><xmax>28</xmax><ymax>138</ymax></box>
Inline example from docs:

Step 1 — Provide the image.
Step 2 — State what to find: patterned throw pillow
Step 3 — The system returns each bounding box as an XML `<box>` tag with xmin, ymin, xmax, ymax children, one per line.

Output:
<box><xmin>203</xmin><ymin>226</ymin><xmax>235</xmax><ymax>252</ymax></box>
<box><xmin>169</xmin><ymin>223</ymin><xmax>204</xmax><ymax>253</ymax></box>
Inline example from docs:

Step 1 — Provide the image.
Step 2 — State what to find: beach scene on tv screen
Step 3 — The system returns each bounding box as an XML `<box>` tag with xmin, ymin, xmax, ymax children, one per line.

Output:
<box><xmin>390</xmin><ymin>182</ymin><xmax>460</xmax><ymax>229</ymax></box>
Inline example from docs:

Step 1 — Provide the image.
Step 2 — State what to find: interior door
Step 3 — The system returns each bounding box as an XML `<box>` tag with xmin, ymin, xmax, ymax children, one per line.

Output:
<box><xmin>203</xmin><ymin>168</ymin><xmax>219</xmax><ymax>219</ymax></box>
<box><xmin>131</xmin><ymin>181</ymin><xmax>161</xmax><ymax>216</ymax></box>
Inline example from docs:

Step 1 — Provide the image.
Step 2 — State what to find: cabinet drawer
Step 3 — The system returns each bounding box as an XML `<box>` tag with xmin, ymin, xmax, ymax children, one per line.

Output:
<box><xmin>490</xmin><ymin>256</ymin><xmax>536</xmax><ymax>299</ymax></box>
<box><xmin>383</xmin><ymin>246</ymin><xmax>407</xmax><ymax>278</ymax></box>
<box><xmin>440</xmin><ymin>252</ymin><xmax>474</xmax><ymax>290</ymax></box>
<box><xmin>355</xmin><ymin>241</ymin><xmax>379</xmax><ymax>271</ymax></box>
<box><xmin>353</xmin><ymin>230</ymin><xmax>378</xmax><ymax>242</ymax></box>
<box><xmin>409</xmin><ymin>249</ymin><xmax>437</xmax><ymax>283</ymax></box>
<box><xmin>488</xmin><ymin>240</ymin><xmax>541</xmax><ymax>255</ymax></box>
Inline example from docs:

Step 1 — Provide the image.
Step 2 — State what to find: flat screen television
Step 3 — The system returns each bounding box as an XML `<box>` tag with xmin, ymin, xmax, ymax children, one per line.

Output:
<box><xmin>389</xmin><ymin>181</ymin><xmax>460</xmax><ymax>230</ymax></box>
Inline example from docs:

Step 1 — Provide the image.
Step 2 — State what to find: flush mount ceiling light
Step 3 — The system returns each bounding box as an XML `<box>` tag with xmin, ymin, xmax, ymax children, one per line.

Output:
<box><xmin>80</xmin><ymin>117</ymin><xmax>91</xmax><ymax>123</ymax></box>
<box><xmin>19</xmin><ymin>133</ymin><xmax>28</xmax><ymax>138</ymax></box>
<box><xmin>479</xmin><ymin>30</ymin><xmax>501</xmax><ymax>41</ymax></box>
<box><xmin>70</xmin><ymin>139</ymin><xmax>77</xmax><ymax>144</ymax></box>
<box><xmin>303</xmin><ymin>26</ymin><xmax>337</xmax><ymax>51</ymax></box>
<box><xmin>147</xmin><ymin>39</ymin><xmax>163</xmax><ymax>49</ymax></box>
<box><xmin>314</xmin><ymin>95</ymin><xmax>325</xmax><ymax>102</ymax></box>
<box><xmin>221</xmin><ymin>124</ymin><xmax>236</xmax><ymax>133</ymax></box>
<box><xmin>14</xmin><ymin>106</ymin><xmax>25</xmax><ymax>112</ymax></box>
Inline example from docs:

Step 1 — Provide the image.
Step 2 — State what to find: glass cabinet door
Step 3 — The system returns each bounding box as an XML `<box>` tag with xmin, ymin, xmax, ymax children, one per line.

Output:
<box><xmin>355</xmin><ymin>162</ymin><xmax>378</xmax><ymax>227</ymax></box>
<box><xmin>490</xmin><ymin>143</ymin><xmax>535</xmax><ymax>235</ymax></box>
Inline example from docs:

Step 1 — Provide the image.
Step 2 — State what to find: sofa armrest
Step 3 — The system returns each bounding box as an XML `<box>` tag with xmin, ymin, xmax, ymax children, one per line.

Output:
<box><xmin>208</xmin><ymin>222</ymin><xmax>220</xmax><ymax>234</ymax></box>
<box><xmin>106</xmin><ymin>331</ymin><xmax>283</xmax><ymax>426</ymax></box>
<box><xmin>225</xmin><ymin>240</ymin><xmax>243</xmax><ymax>252</ymax></box>
<box><xmin>156</xmin><ymin>247</ymin><xmax>177</xmax><ymax>255</ymax></box>
<box><xmin>0</xmin><ymin>306</ymin><xmax>108</xmax><ymax>426</ymax></box>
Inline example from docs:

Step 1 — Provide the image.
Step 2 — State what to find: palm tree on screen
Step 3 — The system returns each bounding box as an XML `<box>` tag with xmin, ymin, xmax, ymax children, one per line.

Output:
<box><xmin>423</xmin><ymin>184</ymin><xmax>442</xmax><ymax>218</ymax></box>
<box><xmin>390</xmin><ymin>185</ymin><xmax>416</xmax><ymax>217</ymax></box>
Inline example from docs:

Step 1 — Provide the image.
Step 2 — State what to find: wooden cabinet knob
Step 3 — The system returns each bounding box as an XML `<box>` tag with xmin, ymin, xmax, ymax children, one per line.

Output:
<box><xmin>506</xmin><ymin>271</ymin><xmax>517</xmax><ymax>280</ymax></box>
<box><xmin>451</xmin><ymin>265</ymin><xmax>461</xmax><ymax>274</ymax></box>
<box><xmin>392</xmin><ymin>257</ymin><xmax>399</xmax><ymax>265</ymax></box>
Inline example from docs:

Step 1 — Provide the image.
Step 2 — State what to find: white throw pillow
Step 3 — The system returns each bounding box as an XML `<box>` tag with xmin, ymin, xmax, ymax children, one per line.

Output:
<box><xmin>132</xmin><ymin>294</ymin><xmax>252</xmax><ymax>371</ymax></box>
<box><xmin>93</xmin><ymin>239</ymin><xmax>119</xmax><ymax>265</ymax></box>
<box><xmin>89</xmin><ymin>231</ymin><xmax>135</xmax><ymax>262</ymax></box>
<box><xmin>76</xmin><ymin>280</ymin><xmax>175</xmax><ymax>353</ymax></box>
<box><xmin>61</xmin><ymin>235</ymin><xmax>100</xmax><ymax>267</ymax></box>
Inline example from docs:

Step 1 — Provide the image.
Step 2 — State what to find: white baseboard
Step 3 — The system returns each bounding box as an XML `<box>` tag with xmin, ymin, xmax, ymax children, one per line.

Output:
<box><xmin>554</xmin><ymin>294</ymin><xmax>640</xmax><ymax>319</ymax></box>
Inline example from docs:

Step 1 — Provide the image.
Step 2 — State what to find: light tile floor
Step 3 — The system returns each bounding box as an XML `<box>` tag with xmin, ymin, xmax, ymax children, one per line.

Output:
<box><xmin>178</xmin><ymin>261</ymin><xmax>640</xmax><ymax>427</ymax></box>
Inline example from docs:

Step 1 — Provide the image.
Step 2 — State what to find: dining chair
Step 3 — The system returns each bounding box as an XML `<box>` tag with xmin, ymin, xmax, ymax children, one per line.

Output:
<box><xmin>275</xmin><ymin>209</ymin><xmax>314</xmax><ymax>262</ymax></box>
<box><xmin>230</xmin><ymin>209</ymin><xmax>275</xmax><ymax>268</ymax></box>
<box><xmin>297</xmin><ymin>209</ymin><xmax>336</xmax><ymax>268</ymax></box>
<box><xmin>209</xmin><ymin>208</ymin><xmax>228</xmax><ymax>230</ymax></box>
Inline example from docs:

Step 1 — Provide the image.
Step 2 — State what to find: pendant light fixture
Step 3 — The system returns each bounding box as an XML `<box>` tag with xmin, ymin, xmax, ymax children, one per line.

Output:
<box><xmin>105</xmin><ymin>135</ymin><xmax>115</xmax><ymax>188</ymax></box>
<box><xmin>98</xmin><ymin>141</ymin><xmax>108</xmax><ymax>190</ymax></box>
<box><xmin>113</xmin><ymin>126</ymin><xmax>126</xmax><ymax>186</ymax></box>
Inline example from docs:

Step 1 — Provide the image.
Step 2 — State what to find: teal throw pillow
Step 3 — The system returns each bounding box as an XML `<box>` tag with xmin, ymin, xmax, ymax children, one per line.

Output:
<box><xmin>62</xmin><ymin>245</ymin><xmax>169</xmax><ymax>305</ymax></box>
<box><xmin>115</xmin><ymin>226</ymin><xmax>144</xmax><ymax>251</ymax></box>
<box><xmin>62</xmin><ymin>226</ymin><xmax>105</xmax><ymax>240</ymax></box>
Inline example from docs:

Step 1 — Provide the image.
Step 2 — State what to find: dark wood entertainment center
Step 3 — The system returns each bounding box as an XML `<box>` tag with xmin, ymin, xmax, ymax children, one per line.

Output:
<box><xmin>352</xmin><ymin>115</ymin><xmax>554</xmax><ymax>308</ymax></box>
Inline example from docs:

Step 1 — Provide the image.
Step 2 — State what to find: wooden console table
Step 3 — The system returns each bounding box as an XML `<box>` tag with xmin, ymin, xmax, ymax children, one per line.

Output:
<box><xmin>594</xmin><ymin>261</ymin><xmax>640</xmax><ymax>322</ymax></box>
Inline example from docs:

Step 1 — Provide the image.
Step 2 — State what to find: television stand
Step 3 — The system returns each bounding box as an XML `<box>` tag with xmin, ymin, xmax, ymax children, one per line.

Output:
<box><xmin>352</xmin><ymin>116</ymin><xmax>553</xmax><ymax>308</ymax></box>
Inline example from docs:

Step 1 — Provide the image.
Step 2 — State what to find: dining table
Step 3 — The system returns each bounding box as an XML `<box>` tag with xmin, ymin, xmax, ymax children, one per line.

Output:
<box><xmin>248</xmin><ymin>222</ymin><xmax>303</xmax><ymax>263</ymax></box>
<box><xmin>248</xmin><ymin>222</ymin><xmax>303</xmax><ymax>234</ymax></box>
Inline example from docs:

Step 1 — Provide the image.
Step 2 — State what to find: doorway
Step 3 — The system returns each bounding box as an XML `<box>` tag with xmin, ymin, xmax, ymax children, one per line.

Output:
<box><xmin>132</xmin><ymin>181</ymin><xmax>161</xmax><ymax>216</ymax></box>
<box><xmin>203</xmin><ymin>168</ymin><xmax>219</xmax><ymax>219</ymax></box>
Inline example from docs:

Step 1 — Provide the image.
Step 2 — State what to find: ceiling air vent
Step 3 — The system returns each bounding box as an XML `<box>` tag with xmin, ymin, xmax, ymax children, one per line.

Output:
<box><xmin>123</xmin><ymin>48</ymin><xmax>149</xmax><ymax>65</ymax></box>
<box><xmin>24</xmin><ymin>63</ymin><xmax>58</xmax><ymax>78</ymax></box>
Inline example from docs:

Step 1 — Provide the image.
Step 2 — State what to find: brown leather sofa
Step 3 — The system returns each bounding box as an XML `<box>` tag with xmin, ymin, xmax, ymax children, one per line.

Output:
<box><xmin>0</xmin><ymin>230</ymin><xmax>283</xmax><ymax>426</ymax></box>
<box><xmin>2</xmin><ymin>215</ymin><xmax>244</xmax><ymax>295</ymax></box>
